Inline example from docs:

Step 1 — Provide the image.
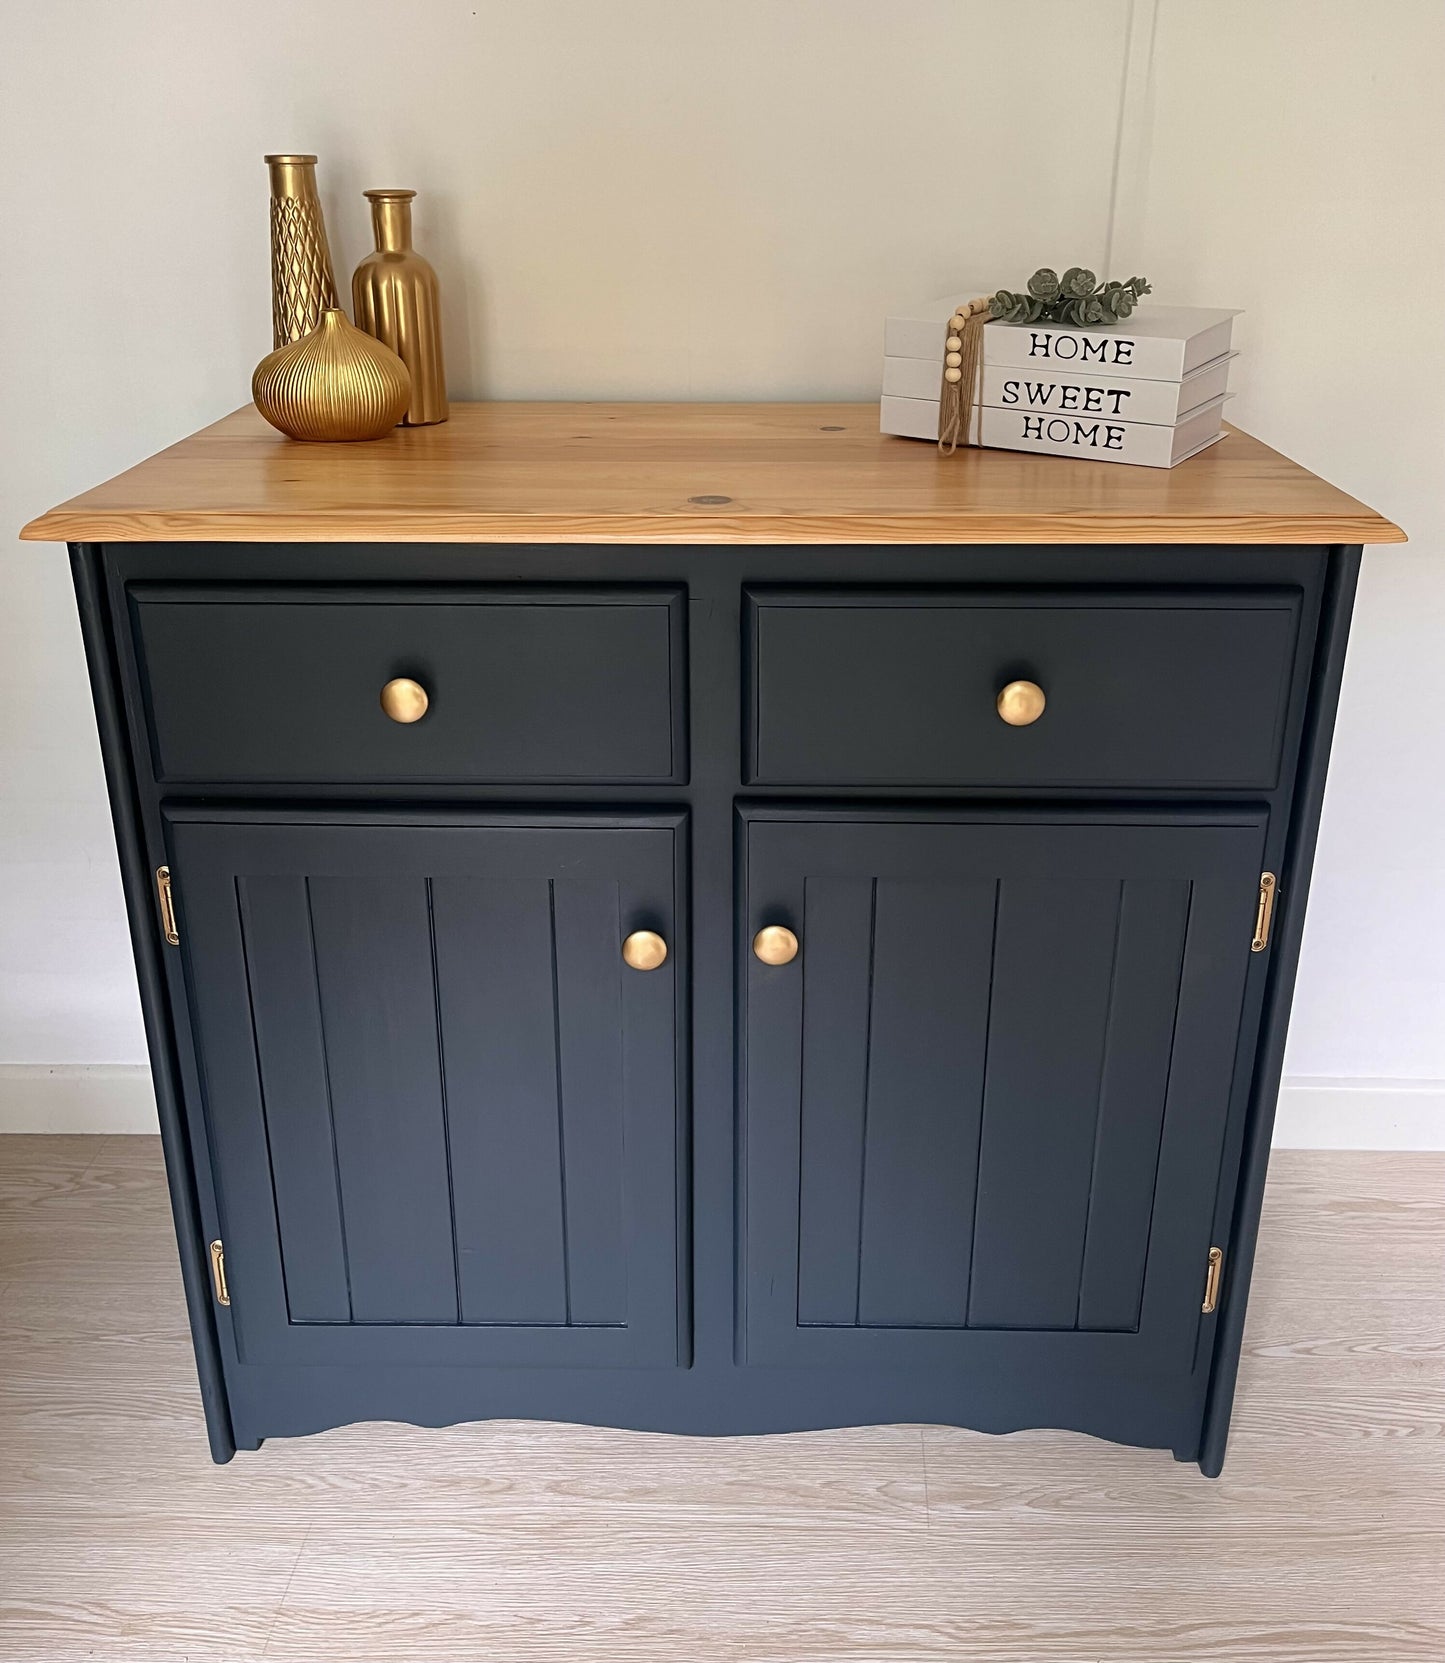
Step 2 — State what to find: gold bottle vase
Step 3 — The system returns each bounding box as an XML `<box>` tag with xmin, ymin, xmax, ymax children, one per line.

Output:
<box><xmin>252</xmin><ymin>308</ymin><xmax>410</xmax><ymax>441</ymax></box>
<box><xmin>267</xmin><ymin>154</ymin><xmax>339</xmax><ymax>347</ymax></box>
<box><xmin>352</xmin><ymin>189</ymin><xmax>448</xmax><ymax>425</ymax></box>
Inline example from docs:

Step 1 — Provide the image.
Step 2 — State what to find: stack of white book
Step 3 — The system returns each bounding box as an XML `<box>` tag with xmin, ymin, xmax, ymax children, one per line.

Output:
<box><xmin>881</xmin><ymin>293</ymin><xmax>1240</xmax><ymax>468</ymax></box>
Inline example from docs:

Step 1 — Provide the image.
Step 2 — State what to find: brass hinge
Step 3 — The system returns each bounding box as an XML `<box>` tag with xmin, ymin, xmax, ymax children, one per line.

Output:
<box><xmin>1201</xmin><ymin>1245</ymin><xmax>1224</xmax><ymax>1314</ymax></box>
<box><xmin>209</xmin><ymin>1239</ymin><xmax>230</xmax><ymax>1306</ymax></box>
<box><xmin>1250</xmin><ymin>871</ymin><xmax>1277</xmax><ymax>953</ymax></box>
<box><xmin>155</xmin><ymin>865</ymin><xmax>180</xmax><ymax>947</ymax></box>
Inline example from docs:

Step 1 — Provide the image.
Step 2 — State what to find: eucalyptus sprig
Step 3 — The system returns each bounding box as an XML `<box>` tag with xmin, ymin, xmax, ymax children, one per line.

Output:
<box><xmin>991</xmin><ymin>268</ymin><xmax>1151</xmax><ymax>327</ymax></box>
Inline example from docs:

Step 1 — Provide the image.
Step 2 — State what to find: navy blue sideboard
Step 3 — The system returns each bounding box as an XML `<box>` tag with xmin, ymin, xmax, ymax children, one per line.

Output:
<box><xmin>25</xmin><ymin>402</ymin><xmax>1404</xmax><ymax>1473</ymax></box>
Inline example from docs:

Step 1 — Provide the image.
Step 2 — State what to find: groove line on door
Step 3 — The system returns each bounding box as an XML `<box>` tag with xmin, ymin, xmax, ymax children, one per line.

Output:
<box><xmin>548</xmin><ymin>877</ymin><xmax>573</xmax><ymax>1326</ymax></box>
<box><xmin>852</xmin><ymin>878</ymin><xmax>879</xmax><ymax>1328</ymax></box>
<box><xmin>1133</xmin><ymin>879</ymin><xmax>1196</xmax><ymax>1331</ymax></box>
<box><xmin>1074</xmin><ymin>879</ymin><xmax>1128</xmax><ymax>1330</ymax></box>
<box><xmin>792</xmin><ymin>877</ymin><xmax>810</xmax><ymax>1328</ymax></box>
<box><xmin>233</xmin><ymin>874</ymin><xmax>299</xmax><ymax>1321</ymax></box>
<box><xmin>425</xmin><ymin>875</ymin><xmax>463</xmax><ymax>1326</ymax></box>
<box><xmin>963</xmin><ymin>879</ymin><xmax>1004</xmax><ymax>1329</ymax></box>
<box><xmin>302</xmin><ymin>876</ymin><xmax>354</xmax><ymax>1321</ymax></box>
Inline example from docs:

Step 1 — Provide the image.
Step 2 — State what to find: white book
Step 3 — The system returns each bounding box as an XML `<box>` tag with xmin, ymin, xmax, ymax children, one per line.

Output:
<box><xmin>880</xmin><ymin>394</ymin><xmax>1229</xmax><ymax>469</ymax></box>
<box><xmin>981</xmin><ymin>397</ymin><xmax>1229</xmax><ymax>467</ymax></box>
<box><xmin>984</xmin><ymin>306</ymin><xmax>1239</xmax><ymax>381</ymax></box>
<box><xmin>982</xmin><ymin>353</ymin><xmax>1236</xmax><ymax>424</ymax></box>
<box><xmin>880</xmin><ymin>393</ymin><xmax>951</xmax><ymax>443</ymax></box>
<box><xmin>885</xmin><ymin>291</ymin><xmax>993</xmax><ymax>361</ymax></box>
<box><xmin>885</xmin><ymin>292</ymin><xmax>1240</xmax><ymax>382</ymax></box>
<box><xmin>882</xmin><ymin>352</ymin><xmax>1236</xmax><ymax>426</ymax></box>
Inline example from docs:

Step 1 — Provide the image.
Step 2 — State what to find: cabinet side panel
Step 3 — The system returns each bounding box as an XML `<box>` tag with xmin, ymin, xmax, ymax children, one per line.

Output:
<box><xmin>1199</xmin><ymin>546</ymin><xmax>1362</xmax><ymax>1476</ymax></box>
<box><xmin>69</xmin><ymin>543</ymin><xmax>236</xmax><ymax>1461</ymax></box>
<box><xmin>308</xmin><ymin>875</ymin><xmax>459</xmax><ymax>1323</ymax></box>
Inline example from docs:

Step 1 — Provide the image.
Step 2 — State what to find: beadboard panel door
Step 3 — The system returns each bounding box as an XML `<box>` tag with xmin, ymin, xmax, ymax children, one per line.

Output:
<box><xmin>739</xmin><ymin>806</ymin><xmax>1267</xmax><ymax>1382</ymax></box>
<box><xmin>164</xmin><ymin>808</ymin><xmax>687</xmax><ymax>1370</ymax></box>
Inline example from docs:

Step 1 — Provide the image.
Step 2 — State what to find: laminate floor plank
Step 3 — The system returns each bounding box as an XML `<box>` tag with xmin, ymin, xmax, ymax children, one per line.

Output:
<box><xmin>0</xmin><ymin>1272</ymin><xmax>191</xmax><ymax>1339</ymax></box>
<box><xmin>0</xmin><ymin>1134</ymin><xmax>108</xmax><ymax>1190</ymax></box>
<box><xmin>1</xmin><ymin>1136</ymin><xmax>1442</xmax><ymax>1663</ymax></box>
<box><xmin>2</xmin><ymin>1418</ymin><xmax>929</xmax><ymax>1532</ymax></box>
<box><xmin>0</xmin><ymin>1155</ymin><xmax>173</xmax><ymax>1221</ymax></box>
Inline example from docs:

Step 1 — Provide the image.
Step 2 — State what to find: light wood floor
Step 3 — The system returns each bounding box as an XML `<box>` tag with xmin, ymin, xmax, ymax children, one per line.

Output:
<box><xmin>1</xmin><ymin>1137</ymin><xmax>1442</xmax><ymax>1662</ymax></box>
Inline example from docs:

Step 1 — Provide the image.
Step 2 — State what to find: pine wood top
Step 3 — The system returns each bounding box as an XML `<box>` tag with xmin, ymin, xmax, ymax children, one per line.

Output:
<box><xmin>20</xmin><ymin>401</ymin><xmax>1405</xmax><ymax>546</ymax></box>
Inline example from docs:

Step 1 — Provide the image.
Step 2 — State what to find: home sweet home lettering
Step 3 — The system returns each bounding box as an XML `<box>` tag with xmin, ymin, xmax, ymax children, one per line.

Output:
<box><xmin>1019</xmin><ymin>415</ymin><xmax>1126</xmax><ymax>451</ymax></box>
<box><xmin>1002</xmin><ymin>379</ymin><xmax>1132</xmax><ymax>416</ymax></box>
<box><xmin>1028</xmin><ymin>331</ymin><xmax>1135</xmax><ymax>366</ymax></box>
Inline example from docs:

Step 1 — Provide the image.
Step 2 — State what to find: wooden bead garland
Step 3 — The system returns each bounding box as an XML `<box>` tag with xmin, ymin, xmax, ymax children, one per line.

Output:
<box><xmin>938</xmin><ymin>297</ymin><xmax>990</xmax><ymax>454</ymax></box>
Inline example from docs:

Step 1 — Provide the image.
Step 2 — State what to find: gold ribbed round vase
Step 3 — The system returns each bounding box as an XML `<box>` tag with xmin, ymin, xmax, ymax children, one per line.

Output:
<box><xmin>251</xmin><ymin>309</ymin><xmax>411</xmax><ymax>442</ymax></box>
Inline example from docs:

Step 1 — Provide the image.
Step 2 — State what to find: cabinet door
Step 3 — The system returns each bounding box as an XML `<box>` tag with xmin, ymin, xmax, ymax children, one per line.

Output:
<box><xmin>740</xmin><ymin>807</ymin><xmax>1264</xmax><ymax>1380</ymax></box>
<box><xmin>167</xmin><ymin>809</ymin><xmax>684</xmax><ymax>1369</ymax></box>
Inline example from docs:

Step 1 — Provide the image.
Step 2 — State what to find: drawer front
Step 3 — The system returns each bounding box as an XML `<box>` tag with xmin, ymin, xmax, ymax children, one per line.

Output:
<box><xmin>746</xmin><ymin>587</ymin><xmax>1302</xmax><ymax>789</ymax></box>
<box><xmin>130</xmin><ymin>585</ymin><xmax>687</xmax><ymax>784</ymax></box>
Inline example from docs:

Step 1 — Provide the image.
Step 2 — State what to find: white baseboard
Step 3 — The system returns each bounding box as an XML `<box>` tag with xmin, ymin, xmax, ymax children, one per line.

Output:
<box><xmin>1</xmin><ymin>1064</ymin><xmax>1442</xmax><ymax>1149</ymax></box>
<box><xmin>0</xmin><ymin>1064</ymin><xmax>158</xmax><ymax>1133</ymax></box>
<box><xmin>1271</xmin><ymin>1076</ymin><xmax>1445</xmax><ymax>1150</ymax></box>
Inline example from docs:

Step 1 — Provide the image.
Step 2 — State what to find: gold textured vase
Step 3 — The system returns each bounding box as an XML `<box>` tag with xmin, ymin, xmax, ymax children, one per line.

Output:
<box><xmin>266</xmin><ymin>154</ymin><xmax>339</xmax><ymax>347</ymax></box>
<box><xmin>352</xmin><ymin>189</ymin><xmax>448</xmax><ymax>425</ymax></box>
<box><xmin>252</xmin><ymin>309</ymin><xmax>411</xmax><ymax>441</ymax></box>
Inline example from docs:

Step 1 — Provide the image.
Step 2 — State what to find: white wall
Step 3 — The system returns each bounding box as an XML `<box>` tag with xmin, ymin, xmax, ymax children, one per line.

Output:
<box><xmin>0</xmin><ymin>0</ymin><xmax>1439</xmax><ymax>1141</ymax></box>
<box><xmin>1119</xmin><ymin>0</ymin><xmax>1445</xmax><ymax>1144</ymax></box>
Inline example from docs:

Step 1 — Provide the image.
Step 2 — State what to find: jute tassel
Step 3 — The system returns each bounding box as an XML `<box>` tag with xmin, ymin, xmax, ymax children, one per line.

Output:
<box><xmin>938</xmin><ymin>297</ymin><xmax>991</xmax><ymax>454</ymax></box>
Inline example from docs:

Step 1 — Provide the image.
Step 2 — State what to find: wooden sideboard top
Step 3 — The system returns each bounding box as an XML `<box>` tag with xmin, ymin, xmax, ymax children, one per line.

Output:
<box><xmin>21</xmin><ymin>401</ymin><xmax>1405</xmax><ymax>546</ymax></box>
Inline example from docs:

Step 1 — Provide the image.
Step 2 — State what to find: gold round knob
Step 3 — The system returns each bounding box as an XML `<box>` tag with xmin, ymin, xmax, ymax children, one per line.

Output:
<box><xmin>380</xmin><ymin>677</ymin><xmax>429</xmax><ymax>724</ymax></box>
<box><xmin>621</xmin><ymin>930</ymin><xmax>668</xmax><ymax>971</ymax></box>
<box><xmin>996</xmin><ymin>679</ymin><xmax>1046</xmax><ymax>726</ymax></box>
<box><xmin>752</xmin><ymin>925</ymin><xmax>799</xmax><ymax>966</ymax></box>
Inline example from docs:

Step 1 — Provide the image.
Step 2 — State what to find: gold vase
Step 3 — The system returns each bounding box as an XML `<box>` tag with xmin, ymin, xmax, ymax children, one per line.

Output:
<box><xmin>266</xmin><ymin>154</ymin><xmax>339</xmax><ymax>348</ymax></box>
<box><xmin>252</xmin><ymin>308</ymin><xmax>411</xmax><ymax>442</ymax></box>
<box><xmin>352</xmin><ymin>189</ymin><xmax>448</xmax><ymax>425</ymax></box>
